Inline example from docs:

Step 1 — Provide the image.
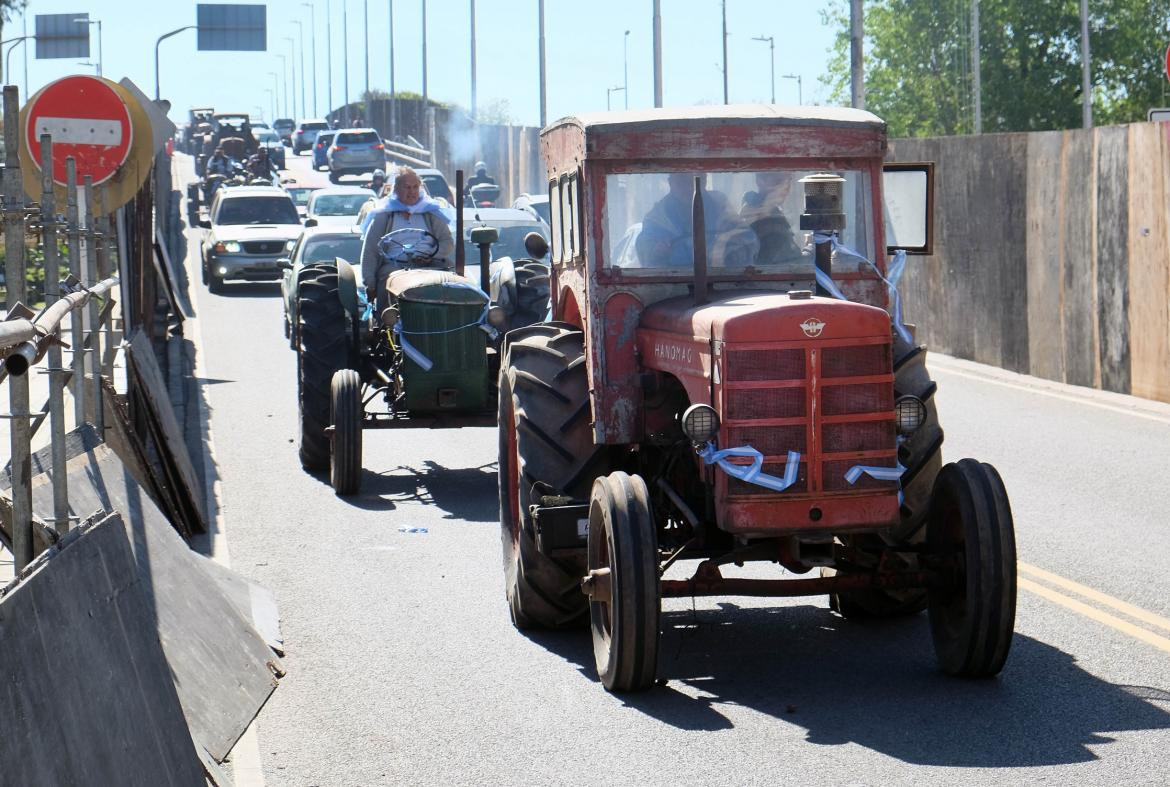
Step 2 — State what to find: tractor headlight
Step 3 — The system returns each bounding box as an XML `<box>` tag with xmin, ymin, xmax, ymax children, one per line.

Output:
<box><xmin>380</xmin><ymin>305</ymin><xmax>399</xmax><ymax>328</ymax></box>
<box><xmin>213</xmin><ymin>240</ymin><xmax>242</xmax><ymax>253</ymax></box>
<box><xmin>681</xmin><ymin>404</ymin><xmax>720</xmax><ymax>444</ymax></box>
<box><xmin>894</xmin><ymin>395</ymin><xmax>927</xmax><ymax>435</ymax></box>
<box><xmin>486</xmin><ymin>306</ymin><xmax>508</xmax><ymax>328</ymax></box>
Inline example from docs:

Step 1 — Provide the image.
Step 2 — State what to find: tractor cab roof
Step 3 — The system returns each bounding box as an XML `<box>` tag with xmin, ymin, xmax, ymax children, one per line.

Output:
<box><xmin>541</xmin><ymin>104</ymin><xmax>888</xmax><ymax>175</ymax></box>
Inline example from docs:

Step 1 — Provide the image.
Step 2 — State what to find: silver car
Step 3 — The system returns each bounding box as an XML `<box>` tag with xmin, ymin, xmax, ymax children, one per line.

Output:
<box><xmin>199</xmin><ymin>187</ymin><xmax>304</xmax><ymax>293</ymax></box>
<box><xmin>327</xmin><ymin>128</ymin><xmax>385</xmax><ymax>183</ymax></box>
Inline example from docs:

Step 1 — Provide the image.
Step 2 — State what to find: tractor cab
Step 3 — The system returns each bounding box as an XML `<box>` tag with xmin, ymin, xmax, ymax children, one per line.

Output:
<box><xmin>499</xmin><ymin>106</ymin><xmax>1016</xmax><ymax>693</ymax></box>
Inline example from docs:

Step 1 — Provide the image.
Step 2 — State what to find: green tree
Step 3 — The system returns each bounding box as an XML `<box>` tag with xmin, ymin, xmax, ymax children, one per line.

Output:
<box><xmin>821</xmin><ymin>0</ymin><xmax>1170</xmax><ymax>137</ymax></box>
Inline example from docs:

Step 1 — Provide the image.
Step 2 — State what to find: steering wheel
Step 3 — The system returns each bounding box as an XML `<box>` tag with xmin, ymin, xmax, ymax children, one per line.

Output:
<box><xmin>379</xmin><ymin>227</ymin><xmax>440</xmax><ymax>267</ymax></box>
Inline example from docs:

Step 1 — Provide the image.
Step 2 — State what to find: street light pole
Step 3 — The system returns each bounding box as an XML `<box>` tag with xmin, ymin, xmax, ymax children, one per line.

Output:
<box><xmin>652</xmin><ymin>0</ymin><xmax>662</xmax><ymax>107</ymax></box>
<box><xmin>343</xmin><ymin>0</ymin><xmax>350</xmax><ymax>122</ymax></box>
<box><xmin>470</xmin><ymin>0</ymin><xmax>477</xmax><ymax>119</ymax></box>
<box><xmin>265</xmin><ymin>88</ymin><xmax>276</xmax><ymax>122</ymax></box>
<box><xmin>721</xmin><ymin>0</ymin><xmax>728</xmax><ymax>104</ymax></box>
<box><xmin>326</xmin><ymin>0</ymin><xmax>333</xmax><ymax>120</ymax></box>
<box><xmin>73</xmin><ymin>18</ymin><xmax>103</xmax><ymax>78</ymax></box>
<box><xmin>2</xmin><ymin>37</ymin><xmax>31</xmax><ymax>88</ymax></box>
<box><xmin>782</xmin><ymin>73</ymin><xmax>802</xmax><ymax>105</ymax></box>
<box><xmin>752</xmin><ymin>35</ymin><xmax>774</xmax><ymax>104</ymax></box>
<box><xmin>277</xmin><ymin>54</ymin><xmax>288</xmax><ymax>117</ymax></box>
<box><xmin>154</xmin><ymin>26</ymin><xmax>196</xmax><ymax>100</ymax></box>
<box><xmin>302</xmin><ymin>3</ymin><xmax>318</xmax><ymax>116</ymax></box>
<box><xmin>607</xmin><ymin>86</ymin><xmax>625</xmax><ymax>111</ymax></box>
<box><xmin>293</xmin><ymin>20</ymin><xmax>307</xmax><ymax>118</ymax></box>
<box><xmin>284</xmin><ymin>37</ymin><xmax>297</xmax><ymax>119</ymax></box>
<box><xmin>268</xmin><ymin>72</ymin><xmax>281</xmax><ymax>117</ymax></box>
<box><xmin>1080</xmin><ymin>0</ymin><xmax>1092</xmax><ymax>128</ymax></box>
<box><xmin>389</xmin><ymin>0</ymin><xmax>397</xmax><ymax>137</ymax></box>
<box><xmin>538</xmin><ymin>0</ymin><xmax>547</xmax><ymax>126</ymax></box>
<box><xmin>364</xmin><ymin>0</ymin><xmax>370</xmax><ymax>98</ymax></box>
<box><xmin>421</xmin><ymin>0</ymin><xmax>428</xmax><ymax>107</ymax></box>
<box><xmin>623</xmin><ymin>29</ymin><xmax>630</xmax><ymax>109</ymax></box>
<box><xmin>849</xmin><ymin>0</ymin><xmax>864</xmax><ymax>109</ymax></box>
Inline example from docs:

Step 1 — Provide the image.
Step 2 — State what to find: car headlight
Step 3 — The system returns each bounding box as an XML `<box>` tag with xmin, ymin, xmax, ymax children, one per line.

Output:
<box><xmin>894</xmin><ymin>395</ymin><xmax>927</xmax><ymax>435</ymax></box>
<box><xmin>486</xmin><ymin>306</ymin><xmax>508</xmax><ymax>328</ymax></box>
<box><xmin>213</xmin><ymin>241</ymin><xmax>242</xmax><ymax>253</ymax></box>
<box><xmin>681</xmin><ymin>404</ymin><xmax>720</xmax><ymax>444</ymax></box>
<box><xmin>217</xmin><ymin>266</ymin><xmax>229</xmax><ymax>276</ymax></box>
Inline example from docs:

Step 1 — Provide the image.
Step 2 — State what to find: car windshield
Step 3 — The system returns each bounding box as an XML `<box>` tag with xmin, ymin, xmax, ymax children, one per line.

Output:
<box><xmin>336</xmin><ymin>131</ymin><xmax>380</xmax><ymax>145</ymax></box>
<box><xmin>463</xmin><ymin>223</ymin><xmax>549</xmax><ymax>261</ymax></box>
<box><xmin>216</xmin><ymin>196</ymin><xmax>300</xmax><ymax>225</ymax></box>
<box><xmin>299</xmin><ymin>235</ymin><xmax>363</xmax><ymax>264</ymax></box>
<box><xmin>256</xmin><ymin>130</ymin><xmax>279</xmax><ymax>143</ymax></box>
<box><xmin>302</xmin><ymin>122</ymin><xmax>328</xmax><ymax>131</ymax></box>
<box><xmin>216</xmin><ymin>115</ymin><xmax>249</xmax><ymax>127</ymax></box>
<box><xmin>312</xmin><ymin>194</ymin><xmax>371</xmax><ymax>216</ymax></box>
<box><xmin>421</xmin><ymin>175</ymin><xmax>449</xmax><ymax>199</ymax></box>
<box><xmin>603</xmin><ymin>169</ymin><xmax>874</xmax><ymax>275</ymax></box>
<box><xmin>316</xmin><ymin>133</ymin><xmax>335</xmax><ymax>147</ymax></box>
<box><xmin>286</xmin><ymin>187</ymin><xmax>317</xmax><ymax>206</ymax></box>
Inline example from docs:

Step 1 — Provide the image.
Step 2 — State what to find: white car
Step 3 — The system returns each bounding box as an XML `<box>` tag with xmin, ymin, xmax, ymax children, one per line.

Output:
<box><xmin>305</xmin><ymin>186</ymin><xmax>377</xmax><ymax>228</ymax></box>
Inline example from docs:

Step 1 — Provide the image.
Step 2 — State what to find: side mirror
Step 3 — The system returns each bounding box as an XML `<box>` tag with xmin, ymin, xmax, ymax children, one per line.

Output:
<box><xmin>304</xmin><ymin>217</ymin><xmax>318</xmax><ymax>227</ymax></box>
<box><xmin>198</xmin><ymin>219</ymin><xmax>211</xmax><ymax>229</ymax></box>
<box><xmin>523</xmin><ymin>232</ymin><xmax>549</xmax><ymax>259</ymax></box>
<box><xmin>882</xmin><ymin>162</ymin><xmax>934</xmax><ymax>254</ymax></box>
<box><xmin>277</xmin><ymin>258</ymin><xmax>293</xmax><ymax>271</ymax></box>
<box><xmin>470</xmin><ymin>226</ymin><xmax>498</xmax><ymax>246</ymax></box>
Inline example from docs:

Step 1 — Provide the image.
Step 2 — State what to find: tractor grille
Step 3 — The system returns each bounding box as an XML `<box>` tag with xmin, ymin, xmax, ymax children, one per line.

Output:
<box><xmin>720</xmin><ymin>340</ymin><xmax>898</xmax><ymax>499</ymax></box>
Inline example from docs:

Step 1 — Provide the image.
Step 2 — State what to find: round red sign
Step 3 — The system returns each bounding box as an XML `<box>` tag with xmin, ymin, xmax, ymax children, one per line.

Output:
<box><xmin>24</xmin><ymin>75</ymin><xmax>134</xmax><ymax>187</ymax></box>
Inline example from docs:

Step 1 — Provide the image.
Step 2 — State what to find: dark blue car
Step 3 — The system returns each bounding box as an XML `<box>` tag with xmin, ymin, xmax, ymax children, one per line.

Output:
<box><xmin>312</xmin><ymin>130</ymin><xmax>336</xmax><ymax>171</ymax></box>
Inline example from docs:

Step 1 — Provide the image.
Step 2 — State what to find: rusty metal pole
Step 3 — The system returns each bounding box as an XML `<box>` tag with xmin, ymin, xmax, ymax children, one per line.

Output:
<box><xmin>4</xmin><ymin>85</ymin><xmax>33</xmax><ymax>569</ymax></box>
<box><xmin>83</xmin><ymin>176</ymin><xmax>104</xmax><ymax>437</ymax></box>
<box><xmin>65</xmin><ymin>157</ymin><xmax>85</xmax><ymax>425</ymax></box>
<box><xmin>40</xmin><ymin>135</ymin><xmax>70</xmax><ymax>537</ymax></box>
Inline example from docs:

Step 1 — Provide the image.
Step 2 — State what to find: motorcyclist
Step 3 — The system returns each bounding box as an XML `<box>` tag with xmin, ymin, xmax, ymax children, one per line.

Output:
<box><xmin>206</xmin><ymin>148</ymin><xmax>232</xmax><ymax>177</ymax></box>
<box><xmin>246</xmin><ymin>147</ymin><xmax>276</xmax><ymax>179</ymax></box>
<box><xmin>365</xmin><ymin>168</ymin><xmax>388</xmax><ymax>196</ymax></box>
<box><xmin>464</xmin><ymin>161</ymin><xmax>495</xmax><ymax>196</ymax></box>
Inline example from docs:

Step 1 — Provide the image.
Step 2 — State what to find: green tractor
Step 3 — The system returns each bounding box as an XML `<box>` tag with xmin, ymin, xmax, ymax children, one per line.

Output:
<box><xmin>295</xmin><ymin>209</ymin><xmax>551</xmax><ymax>496</ymax></box>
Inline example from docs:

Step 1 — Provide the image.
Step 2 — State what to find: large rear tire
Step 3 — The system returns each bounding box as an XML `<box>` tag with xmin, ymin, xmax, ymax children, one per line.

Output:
<box><xmin>330</xmin><ymin>369</ymin><xmax>363</xmax><ymax>496</ymax></box>
<box><xmin>828</xmin><ymin>333</ymin><xmax>943</xmax><ymax>619</ymax></box>
<box><xmin>928</xmin><ymin>459</ymin><xmax>1016</xmax><ymax>678</ymax></box>
<box><xmin>298</xmin><ymin>264</ymin><xmax>352</xmax><ymax>472</ymax></box>
<box><xmin>498</xmin><ymin>324</ymin><xmax>608</xmax><ymax>629</ymax></box>
<box><xmin>587</xmin><ymin>471</ymin><xmax>660</xmax><ymax>693</ymax></box>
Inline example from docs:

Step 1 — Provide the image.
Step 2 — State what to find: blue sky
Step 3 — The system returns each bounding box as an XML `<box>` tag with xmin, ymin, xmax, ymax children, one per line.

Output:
<box><xmin>5</xmin><ymin>1</ymin><xmax>842</xmax><ymax>126</ymax></box>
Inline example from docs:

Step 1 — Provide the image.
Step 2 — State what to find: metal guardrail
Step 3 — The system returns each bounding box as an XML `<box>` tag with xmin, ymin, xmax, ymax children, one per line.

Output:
<box><xmin>1</xmin><ymin>84</ymin><xmax>120</xmax><ymax>573</ymax></box>
<box><xmin>385</xmin><ymin>139</ymin><xmax>434</xmax><ymax>170</ymax></box>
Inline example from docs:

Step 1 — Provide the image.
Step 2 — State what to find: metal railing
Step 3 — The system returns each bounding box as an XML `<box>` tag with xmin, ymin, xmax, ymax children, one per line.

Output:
<box><xmin>384</xmin><ymin>138</ymin><xmax>435</xmax><ymax>169</ymax></box>
<box><xmin>1</xmin><ymin>84</ymin><xmax>120</xmax><ymax>572</ymax></box>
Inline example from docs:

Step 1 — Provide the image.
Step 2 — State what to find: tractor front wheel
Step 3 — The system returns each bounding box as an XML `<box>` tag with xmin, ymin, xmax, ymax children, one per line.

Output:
<box><xmin>927</xmin><ymin>459</ymin><xmax>1017</xmax><ymax>678</ymax></box>
<box><xmin>330</xmin><ymin>369</ymin><xmax>363</xmax><ymax>495</ymax></box>
<box><xmin>586</xmin><ymin>471</ymin><xmax>659</xmax><ymax>693</ymax></box>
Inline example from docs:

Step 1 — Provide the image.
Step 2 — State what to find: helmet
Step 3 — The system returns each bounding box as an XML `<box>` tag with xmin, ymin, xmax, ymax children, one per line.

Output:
<box><xmin>372</xmin><ymin>168</ymin><xmax>386</xmax><ymax>180</ymax></box>
<box><xmin>474</xmin><ymin>161</ymin><xmax>487</xmax><ymax>174</ymax></box>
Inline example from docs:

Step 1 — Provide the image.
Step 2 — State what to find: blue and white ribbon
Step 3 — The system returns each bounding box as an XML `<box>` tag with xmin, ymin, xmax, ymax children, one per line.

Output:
<box><xmin>393</xmin><ymin>323</ymin><xmax>435</xmax><ymax>371</ymax></box>
<box><xmin>812</xmin><ymin>233</ymin><xmax>912</xmax><ymax>344</ymax></box>
<box><xmin>391</xmin><ymin>279</ymin><xmax>500</xmax><ymax>370</ymax></box>
<box><xmin>844</xmin><ymin>463</ymin><xmax>905</xmax><ymax>485</ymax></box>
<box><xmin>698</xmin><ymin>442</ymin><xmax>802</xmax><ymax>493</ymax></box>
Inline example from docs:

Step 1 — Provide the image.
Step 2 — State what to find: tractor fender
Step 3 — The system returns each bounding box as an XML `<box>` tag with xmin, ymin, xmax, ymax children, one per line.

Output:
<box><xmin>489</xmin><ymin>256</ymin><xmax>518</xmax><ymax>314</ymax></box>
<box><xmin>335</xmin><ymin>257</ymin><xmax>361</xmax><ymax>320</ymax></box>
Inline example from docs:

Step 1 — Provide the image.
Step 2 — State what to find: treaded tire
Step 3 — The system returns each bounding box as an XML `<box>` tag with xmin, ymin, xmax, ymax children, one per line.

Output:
<box><xmin>330</xmin><ymin>369</ymin><xmax>363</xmax><ymax>496</ymax></box>
<box><xmin>588</xmin><ymin>471</ymin><xmax>660</xmax><ymax>693</ymax></box>
<box><xmin>828</xmin><ymin>333</ymin><xmax>943</xmax><ymax>619</ymax></box>
<box><xmin>498</xmin><ymin>324</ymin><xmax>608</xmax><ymax>629</ymax></box>
<box><xmin>927</xmin><ymin>459</ymin><xmax>1016</xmax><ymax>678</ymax></box>
<box><xmin>298</xmin><ymin>264</ymin><xmax>352</xmax><ymax>471</ymax></box>
<box><xmin>510</xmin><ymin>262</ymin><xmax>551</xmax><ymax>330</ymax></box>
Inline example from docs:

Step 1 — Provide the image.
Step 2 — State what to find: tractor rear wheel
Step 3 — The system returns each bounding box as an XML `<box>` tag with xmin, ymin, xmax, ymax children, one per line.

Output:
<box><xmin>827</xmin><ymin>334</ymin><xmax>943</xmax><ymax>619</ymax></box>
<box><xmin>298</xmin><ymin>264</ymin><xmax>352</xmax><ymax>472</ymax></box>
<box><xmin>498</xmin><ymin>324</ymin><xmax>608</xmax><ymax>629</ymax></box>
<box><xmin>510</xmin><ymin>262</ymin><xmax>551</xmax><ymax>330</ymax></box>
<box><xmin>330</xmin><ymin>369</ymin><xmax>363</xmax><ymax>495</ymax></box>
<box><xmin>927</xmin><ymin>459</ymin><xmax>1016</xmax><ymax>678</ymax></box>
<box><xmin>587</xmin><ymin>471</ymin><xmax>660</xmax><ymax>693</ymax></box>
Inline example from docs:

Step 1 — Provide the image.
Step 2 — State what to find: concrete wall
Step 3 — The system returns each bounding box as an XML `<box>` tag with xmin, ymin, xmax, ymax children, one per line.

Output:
<box><xmin>890</xmin><ymin>121</ymin><xmax>1170</xmax><ymax>401</ymax></box>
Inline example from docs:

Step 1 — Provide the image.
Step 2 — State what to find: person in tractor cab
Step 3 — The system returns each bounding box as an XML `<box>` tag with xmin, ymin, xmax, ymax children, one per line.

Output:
<box><xmin>464</xmin><ymin>161</ymin><xmax>495</xmax><ymax>196</ymax></box>
<box><xmin>206</xmin><ymin>147</ymin><xmax>233</xmax><ymax>177</ymax></box>
<box><xmin>359</xmin><ymin>166</ymin><xmax>456</xmax><ymax>312</ymax></box>
<box><xmin>739</xmin><ymin>170</ymin><xmax>804</xmax><ymax>264</ymax></box>
<box><xmin>365</xmin><ymin>168</ymin><xmax>388</xmax><ymax>195</ymax></box>
<box><xmin>635</xmin><ymin>172</ymin><xmax>757</xmax><ymax>267</ymax></box>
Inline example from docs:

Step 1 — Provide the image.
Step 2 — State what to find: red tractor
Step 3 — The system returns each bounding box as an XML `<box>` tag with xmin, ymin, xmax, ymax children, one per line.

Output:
<box><xmin>497</xmin><ymin>106</ymin><xmax>1016</xmax><ymax>692</ymax></box>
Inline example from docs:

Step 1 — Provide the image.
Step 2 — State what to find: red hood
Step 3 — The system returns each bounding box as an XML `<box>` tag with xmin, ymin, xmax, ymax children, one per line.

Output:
<box><xmin>639</xmin><ymin>291</ymin><xmax>891</xmax><ymax>343</ymax></box>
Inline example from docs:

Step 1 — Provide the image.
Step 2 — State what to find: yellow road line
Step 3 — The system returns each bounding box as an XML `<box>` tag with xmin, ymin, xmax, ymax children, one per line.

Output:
<box><xmin>1019</xmin><ymin>561</ymin><xmax>1170</xmax><ymax>635</ymax></box>
<box><xmin>1017</xmin><ymin>577</ymin><xmax>1170</xmax><ymax>656</ymax></box>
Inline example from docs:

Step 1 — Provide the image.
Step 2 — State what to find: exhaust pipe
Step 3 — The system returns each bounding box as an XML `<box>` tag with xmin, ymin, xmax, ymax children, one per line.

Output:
<box><xmin>455</xmin><ymin>169</ymin><xmax>465</xmax><ymax>276</ymax></box>
<box><xmin>692</xmin><ymin>176</ymin><xmax>708</xmax><ymax>306</ymax></box>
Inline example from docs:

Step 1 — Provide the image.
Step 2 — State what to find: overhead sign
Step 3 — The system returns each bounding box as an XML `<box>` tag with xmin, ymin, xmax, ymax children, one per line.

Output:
<box><xmin>19</xmin><ymin>76</ymin><xmax>156</xmax><ymax>213</ymax></box>
<box><xmin>34</xmin><ymin>13</ymin><xmax>90</xmax><ymax>60</ymax></box>
<box><xmin>196</xmin><ymin>4</ymin><xmax>266</xmax><ymax>51</ymax></box>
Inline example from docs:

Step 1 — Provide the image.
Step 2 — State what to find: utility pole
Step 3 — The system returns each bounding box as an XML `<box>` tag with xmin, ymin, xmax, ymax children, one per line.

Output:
<box><xmin>422</xmin><ymin>0</ymin><xmax>428</xmax><ymax>107</ymax></box>
<box><xmin>623</xmin><ymin>30</ymin><xmax>630</xmax><ymax>109</ymax></box>
<box><xmin>653</xmin><ymin>0</ymin><xmax>662</xmax><ymax>107</ymax></box>
<box><xmin>327</xmin><ymin>0</ymin><xmax>333</xmax><ymax>119</ymax></box>
<box><xmin>303</xmin><ymin>3</ymin><xmax>318</xmax><ymax>116</ymax></box>
<box><xmin>1080</xmin><ymin>0</ymin><xmax>1092</xmax><ymax>128</ymax></box>
<box><xmin>753</xmin><ymin>35</ymin><xmax>774</xmax><ymax>104</ymax></box>
<box><xmin>972</xmin><ymin>0</ymin><xmax>981</xmax><ymax>133</ymax></box>
<box><xmin>470</xmin><ymin>0</ymin><xmax>477</xmax><ymax>119</ymax></box>
<box><xmin>721</xmin><ymin>0</ymin><xmax>728</xmax><ymax>104</ymax></box>
<box><xmin>538</xmin><ymin>0</ymin><xmax>547</xmax><ymax>126</ymax></box>
<box><xmin>849</xmin><ymin>0</ymin><xmax>864</xmax><ymax>109</ymax></box>
<box><xmin>364</xmin><ymin>0</ymin><xmax>370</xmax><ymax>97</ymax></box>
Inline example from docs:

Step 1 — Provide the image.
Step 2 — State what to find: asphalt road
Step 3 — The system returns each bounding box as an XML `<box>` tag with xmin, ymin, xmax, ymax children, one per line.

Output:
<box><xmin>185</xmin><ymin>151</ymin><xmax>1170</xmax><ymax>786</ymax></box>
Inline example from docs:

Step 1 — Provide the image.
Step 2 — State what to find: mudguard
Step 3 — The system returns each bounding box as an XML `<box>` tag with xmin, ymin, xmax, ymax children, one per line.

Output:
<box><xmin>335</xmin><ymin>257</ymin><xmax>361</xmax><ymax>320</ymax></box>
<box><xmin>490</xmin><ymin>256</ymin><xmax>517</xmax><ymax>315</ymax></box>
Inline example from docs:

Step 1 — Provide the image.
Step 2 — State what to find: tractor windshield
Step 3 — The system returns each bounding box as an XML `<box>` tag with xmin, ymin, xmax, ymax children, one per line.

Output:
<box><xmin>603</xmin><ymin>169</ymin><xmax>874</xmax><ymax>276</ymax></box>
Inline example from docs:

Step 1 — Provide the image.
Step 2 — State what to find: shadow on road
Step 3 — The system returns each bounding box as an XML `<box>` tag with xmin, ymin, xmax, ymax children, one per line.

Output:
<box><xmin>343</xmin><ymin>460</ymin><xmax>498</xmax><ymax>521</ymax></box>
<box><xmin>524</xmin><ymin>602</ymin><xmax>1170</xmax><ymax>766</ymax></box>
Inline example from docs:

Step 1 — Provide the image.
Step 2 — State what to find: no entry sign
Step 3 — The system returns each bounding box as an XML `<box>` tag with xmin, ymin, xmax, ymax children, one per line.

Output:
<box><xmin>24</xmin><ymin>75</ymin><xmax>134</xmax><ymax>187</ymax></box>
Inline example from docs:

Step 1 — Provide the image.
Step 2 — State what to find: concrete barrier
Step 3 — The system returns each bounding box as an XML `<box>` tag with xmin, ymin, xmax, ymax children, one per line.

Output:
<box><xmin>0</xmin><ymin>512</ymin><xmax>207</xmax><ymax>786</ymax></box>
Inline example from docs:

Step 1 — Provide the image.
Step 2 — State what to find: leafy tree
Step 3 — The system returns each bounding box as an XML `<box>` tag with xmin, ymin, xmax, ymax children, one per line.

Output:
<box><xmin>821</xmin><ymin>0</ymin><xmax>1170</xmax><ymax>136</ymax></box>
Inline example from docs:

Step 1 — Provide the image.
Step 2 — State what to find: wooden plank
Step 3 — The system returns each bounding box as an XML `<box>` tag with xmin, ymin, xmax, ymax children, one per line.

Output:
<box><xmin>1126</xmin><ymin>122</ymin><xmax>1170</xmax><ymax>401</ymax></box>
<box><xmin>1061</xmin><ymin>129</ymin><xmax>1099</xmax><ymax>387</ymax></box>
<box><xmin>1095</xmin><ymin>125</ymin><xmax>1132</xmax><ymax>393</ymax></box>
<box><xmin>1026</xmin><ymin>130</ymin><xmax>1067</xmax><ymax>383</ymax></box>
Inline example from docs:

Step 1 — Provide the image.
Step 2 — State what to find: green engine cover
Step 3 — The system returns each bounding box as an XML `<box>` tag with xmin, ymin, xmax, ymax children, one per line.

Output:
<box><xmin>392</xmin><ymin>270</ymin><xmax>490</xmax><ymax>414</ymax></box>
